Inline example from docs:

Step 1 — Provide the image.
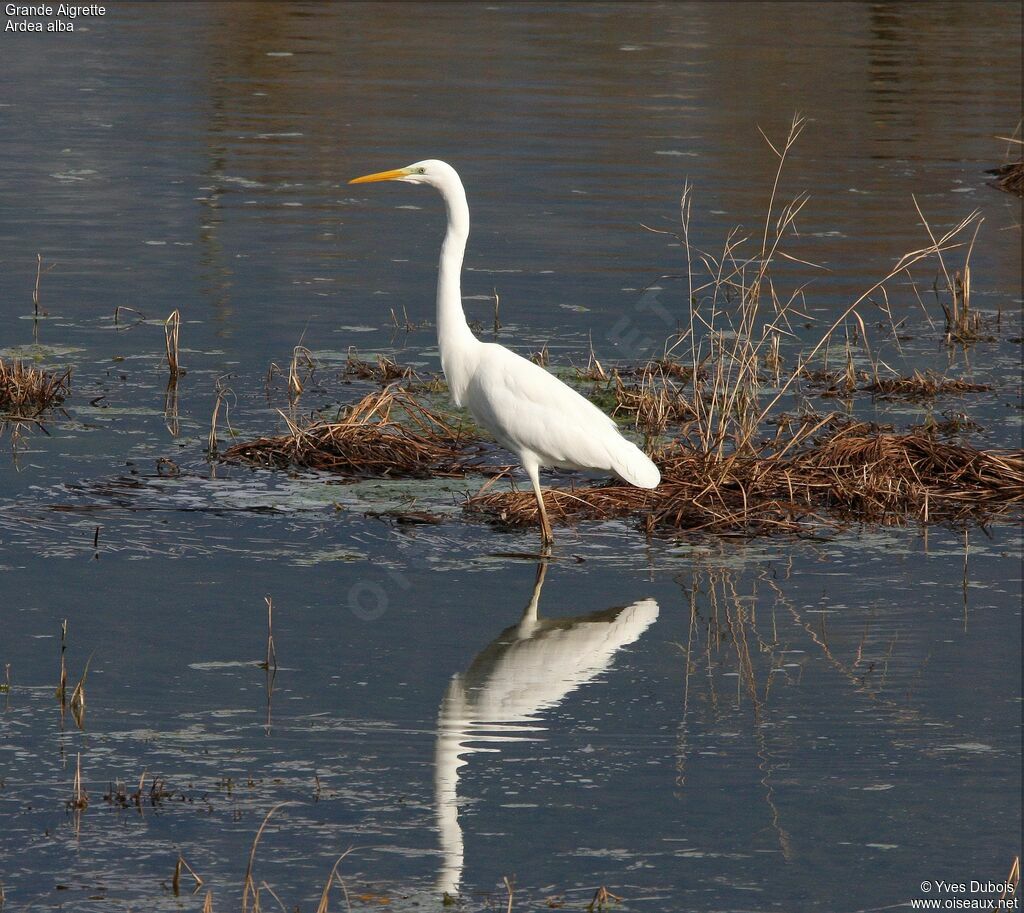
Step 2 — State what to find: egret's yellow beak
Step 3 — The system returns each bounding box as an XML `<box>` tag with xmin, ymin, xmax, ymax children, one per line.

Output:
<box><xmin>349</xmin><ymin>167</ymin><xmax>408</xmax><ymax>185</ymax></box>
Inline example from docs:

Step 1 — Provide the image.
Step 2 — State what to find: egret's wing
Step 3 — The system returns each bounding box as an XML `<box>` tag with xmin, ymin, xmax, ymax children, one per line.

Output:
<box><xmin>468</xmin><ymin>344</ymin><xmax>660</xmax><ymax>486</ymax></box>
<box><xmin>470</xmin><ymin>344</ymin><xmax>615</xmax><ymax>459</ymax></box>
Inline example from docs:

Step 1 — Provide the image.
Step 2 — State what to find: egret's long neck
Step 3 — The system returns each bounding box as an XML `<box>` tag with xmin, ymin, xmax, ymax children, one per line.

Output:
<box><xmin>436</xmin><ymin>177</ymin><xmax>478</xmax><ymax>403</ymax></box>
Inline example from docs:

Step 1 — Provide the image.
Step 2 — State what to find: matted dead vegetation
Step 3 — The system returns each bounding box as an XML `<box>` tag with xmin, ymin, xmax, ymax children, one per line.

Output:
<box><xmin>861</xmin><ymin>370</ymin><xmax>991</xmax><ymax>401</ymax></box>
<box><xmin>344</xmin><ymin>348</ymin><xmax>418</xmax><ymax>384</ymax></box>
<box><xmin>802</xmin><ymin>367</ymin><xmax>992</xmax><ymax>401</ymax></box>
<box><xmin>0</xmin><ymin>357</ymin><xmax>71</xmax><ymax>416</ymax></box>
<box><xmin>222</xmin><ymin>388</ymin><xmax>497</xmax><ymax>478</ymax></box>
<box><xmin>467</xmin><ymin>420</ymin><xmax>1023</xmax><ymax>536</ymax></box>
<box><xmin>987</xmin><ymin>154</ymin><xmax>1024</xmax><ymax>195</ymax></box>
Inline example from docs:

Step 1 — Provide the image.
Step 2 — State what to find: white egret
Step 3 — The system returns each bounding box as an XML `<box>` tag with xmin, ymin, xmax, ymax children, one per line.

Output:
<box><xmin>349</xmin><ymin>160</ymin><xmax>660</xmax><ymax>549</ymax></box>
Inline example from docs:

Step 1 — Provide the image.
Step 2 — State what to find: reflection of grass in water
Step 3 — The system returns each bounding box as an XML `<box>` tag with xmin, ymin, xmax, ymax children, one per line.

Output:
<box><xmin>672</xmin><ymin>553</ymin><xmax>984</xmax><ymax>860</ymax></box>
<box><xmin>676</xmin><ymin>562</ymin><xmax>795</xmax><ymax>859</ymax></box>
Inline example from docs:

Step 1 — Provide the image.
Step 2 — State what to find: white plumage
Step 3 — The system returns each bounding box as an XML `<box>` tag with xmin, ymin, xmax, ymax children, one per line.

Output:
<box><xmin>465</xmin><ymin>343</ymin><xmax>661</xmax><ymax>488</ymax></box>
<box><xmin>350</xmin><ymin>159</ymin><xmax>660</xmax><ymax>548</ymax></box>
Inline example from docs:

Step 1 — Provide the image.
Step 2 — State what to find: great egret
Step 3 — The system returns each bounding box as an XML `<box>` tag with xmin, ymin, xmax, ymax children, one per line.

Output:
<box><xmin>434</xmin><ymin>563</ymin><xmax>659</xmax><ymax>894</ymax></box>
<box><xmin>349</xmin><ymin>160</ymin><xmax>660</xmax><ymax>549</ymax></box>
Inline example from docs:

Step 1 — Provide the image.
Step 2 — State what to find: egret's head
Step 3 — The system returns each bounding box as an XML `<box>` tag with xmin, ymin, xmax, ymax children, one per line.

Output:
<box><xmin>349</xmin><ymin>159</ymin><xmax>457</xmax><ymax>189</ymax></box>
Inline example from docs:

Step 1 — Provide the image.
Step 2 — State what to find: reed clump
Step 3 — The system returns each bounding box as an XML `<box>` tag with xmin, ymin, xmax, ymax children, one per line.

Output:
<box><xmin>344</xmin><ymin>348</ymin><xmax>417</xmax><ymax>384</ymax></box>
<box><xmin>222</xmin><ymin>388</ymin><xmax>492</xmax><ymax>478</ymax></box>
<box><xmin>861</xmin><ymin>370</ymin><xmax>990</xmax><ymax>401</ymax></box>
<box><xmin>0</xmin><ymin>357</ymin><xmax>71</xmax><ymax>416</ymax></box>
<box><xmin>610</xmin><ymin>365</ymin><xmax>699</xmax><ymax>437</ymax></box>
<box><xmin>986</xmin><ymin>161</ymin><xmax>1024</xmax><ymax>196</ymax></box>
<box><xmin>467</xmin><ymin>421</ymin><xmax>1023</xmax><ymax>535</ymax></box>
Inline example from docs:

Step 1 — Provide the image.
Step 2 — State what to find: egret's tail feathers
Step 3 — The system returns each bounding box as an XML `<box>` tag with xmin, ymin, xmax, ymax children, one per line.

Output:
<box><xmin>609</xmin><ymin>439</ymin><xmax>661</xmax><ymax>489</ymax></box>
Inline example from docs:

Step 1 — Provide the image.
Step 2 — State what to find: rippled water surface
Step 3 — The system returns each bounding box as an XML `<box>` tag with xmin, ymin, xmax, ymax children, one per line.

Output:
<box><xmin>0</xmin><ymin>3</ymin><xmax>1021</xmax><ymax>911</ymax></box>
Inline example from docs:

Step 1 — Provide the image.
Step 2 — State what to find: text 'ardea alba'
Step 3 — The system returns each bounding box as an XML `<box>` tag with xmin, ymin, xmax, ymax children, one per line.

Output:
<box><xmin>349</xmin><ymin>160</ymin><xmax>660</xmax><ymax>549</ymax></box>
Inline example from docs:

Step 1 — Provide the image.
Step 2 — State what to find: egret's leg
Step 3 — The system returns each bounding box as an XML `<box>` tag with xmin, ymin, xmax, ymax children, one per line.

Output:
<box><xmin>525</xmin><ymin>461</ymin><xmax>554</xmax><ymax>551</ymax></box>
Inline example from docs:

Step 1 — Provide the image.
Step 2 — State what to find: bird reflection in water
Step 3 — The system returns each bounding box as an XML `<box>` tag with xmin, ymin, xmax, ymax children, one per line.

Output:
<box><xmin>433</xmin><ymin>563</ymin><xmax>659</xmax><ymax>896</ymax></box>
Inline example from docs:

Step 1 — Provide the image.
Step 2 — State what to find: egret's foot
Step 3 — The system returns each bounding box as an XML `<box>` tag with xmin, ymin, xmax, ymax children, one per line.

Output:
<box><xmin>538</xmin><ymin>523</ymin><xmax>554</xmax><ymax>554</ymax></box>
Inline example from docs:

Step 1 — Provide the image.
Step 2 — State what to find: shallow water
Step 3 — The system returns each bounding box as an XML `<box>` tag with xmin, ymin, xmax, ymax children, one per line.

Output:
<box><xmin>0</xmin><ymin>3</ymin><xmax>1021</xmax><ymax>911</ymax></box>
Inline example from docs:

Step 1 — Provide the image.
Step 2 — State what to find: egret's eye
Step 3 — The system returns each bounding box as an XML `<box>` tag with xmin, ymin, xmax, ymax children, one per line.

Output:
<box><xmin>417</xmin><ymin>167</ymin><xmax>426</xmax><ymax>174</ymax></box>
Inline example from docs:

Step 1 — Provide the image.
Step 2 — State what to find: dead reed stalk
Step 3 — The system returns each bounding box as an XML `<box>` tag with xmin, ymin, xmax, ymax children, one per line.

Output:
<box><xmin>242</xmin><ymin>804</ymin><xmax>286</xmax><ymax>913</ymax></box>
<box><xmin>31</xmin><ymin>253</ymin><xmax>54</xmax><ymax>318</ymax></box>
<box><xmin>1001</xmin><ymin>856</ymin><xmax>1020</xmax><ymax>904</ymax></box>
<box><xmin>69</xmin><ymin>654</ymin><xmax>91</xmax><ymax>730</ymax></box>
<box><xmin>56</xmin><ymin>619</ymin><xmax>68</xmax><ymax>704</ymax></box>
<box><xmin>587</xmin><ymin>886</ymin><xmax>623</xmax><ymax>912</ymax></box>
<box><xmin>261</xmin><ymin>596</ymin><xmax>277</xmax><ymax>673</ymax></box>
<box><xmin>288</xmin><ymin>345</ymin><xmax>316</xmax><ymax>400</ymax></box>
<box><xmin>645</xmin><ymin>116</ymin><xmax>985</xmax><ymax>462</ymax></box>
<box><xmin>164</xmin><ymin>310</ymin><xmax>182</xmax><ymax>378</ymax></box>
<box><xmin>68</xmin><ymin>753</ymin><xmax>88</xmax><ymax>810</ymax></box>
<box><xmin>173</xmin><ymin>854</ymin><xmax>204</xmax><ymax>895</ymax></box>
<box><xmin>611</xmin><ymin>364</ymin><xmax>699</xmax><ymax>438</ymax></box>
<box><xmin>912</xmin><ymin>198</ymin><xmax>985</xmax><ymax>345</ymax></box>
<box><xmin>208</xmin><ymin>377</ymin><xmax>235</xmax><ymax>456</ymax></box>
<box><xmin>314</xmin><ymin>849</ymin><xmax>354</xmax><ymax>913</ymax></box>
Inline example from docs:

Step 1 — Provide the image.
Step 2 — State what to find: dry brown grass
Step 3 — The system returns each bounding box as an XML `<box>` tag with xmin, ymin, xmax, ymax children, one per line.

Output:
<box><xmin>344</xmin><ymin>348</ymin><xmax>417</xmax><ymax>384</ymax></box>
<box><xmin>639</xmin><ymin>116</ymin><xmax>989</xmax><ymax>458</ymax></box>
<box><xmin>802</xmin><ymin>367</ymin><xmax>992</xmax><ymax>401</ymax></box>
<box><xmin>467</xmin><ymin>420</ymin><xmax>1023</xmax><ymax>535</ymax></box>
<box><xmin>861</xmin><ymin>370</ymin><xmax>990</xmax><ymax>401</ymax></box>
<box><xmin>987</xmin><ymin>161</ymin><xmax>1024</xmax><ymax>196</ymax></box>
<box><xmin>618</xmin><ymin>356</ymin><xmax>700</xmax><ymax>383</ymax></box>
<box><xmin>222</xmin><ymin>388</ymin><xmax>498</xmax><ymax>478</ymax></box>
<box><xmin>0</xmin><ymin>357</ymin><xmax>71</xmax><ymax>416</ymax></box>
<box><xmin>610</xmin><ymin>365</ymin><xmax>699</xmax><ymax>438</ymax></box>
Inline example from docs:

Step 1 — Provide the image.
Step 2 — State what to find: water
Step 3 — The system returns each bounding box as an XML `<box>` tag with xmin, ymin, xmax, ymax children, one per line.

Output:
<box><xmin>0</xmin><ymin>2</ymin><xmax>1021</xmax><ymax>910</ymax></box>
